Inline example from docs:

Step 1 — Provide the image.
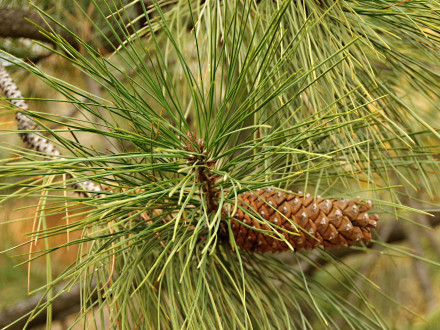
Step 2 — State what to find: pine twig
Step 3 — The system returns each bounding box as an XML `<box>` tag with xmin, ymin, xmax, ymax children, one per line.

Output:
<box><xmin>0</xmin><ymin>62</ymin><xmax>102</xmax><ymax>195</ymax></box>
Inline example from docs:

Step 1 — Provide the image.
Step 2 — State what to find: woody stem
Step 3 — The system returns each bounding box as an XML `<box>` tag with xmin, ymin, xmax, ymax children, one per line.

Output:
<box><xmin>197</xmin><ymin>165</ymin><xmax>217</xmax><ymax>214</ymax></box>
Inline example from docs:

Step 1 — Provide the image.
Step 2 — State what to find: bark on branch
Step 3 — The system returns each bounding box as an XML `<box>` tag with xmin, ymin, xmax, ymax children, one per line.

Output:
<box><xmin>0</xmin><ymin>9</ymin><xmax>79</xmax><ymax>50</ymax></box>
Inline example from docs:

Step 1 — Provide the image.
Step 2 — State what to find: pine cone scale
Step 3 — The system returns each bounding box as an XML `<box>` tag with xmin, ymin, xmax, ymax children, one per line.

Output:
<box><xmin>227</xmin><ymin>188</ymin><xmax>379</xmax><ymax>253</ymax></box>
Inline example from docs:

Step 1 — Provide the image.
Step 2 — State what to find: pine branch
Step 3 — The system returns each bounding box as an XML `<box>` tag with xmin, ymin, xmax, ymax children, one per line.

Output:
<box><xmin>1</xmin><ymin>1</ymin><xmax>440</xmax><ymax>328</ymax></box>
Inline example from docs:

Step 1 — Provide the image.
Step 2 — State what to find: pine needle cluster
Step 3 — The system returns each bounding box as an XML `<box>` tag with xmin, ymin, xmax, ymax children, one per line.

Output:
<box><xmin>1</xmin><ymin>0</ymin><xmax>440</xmax><ymax>328</ymax></box>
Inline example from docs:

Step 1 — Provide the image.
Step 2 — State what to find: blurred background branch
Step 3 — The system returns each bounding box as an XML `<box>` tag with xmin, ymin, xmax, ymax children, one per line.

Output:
<box><xmin>0</xmin><ymin>8</ymin><xmax>78</xmax><ymax>51</ymax></box>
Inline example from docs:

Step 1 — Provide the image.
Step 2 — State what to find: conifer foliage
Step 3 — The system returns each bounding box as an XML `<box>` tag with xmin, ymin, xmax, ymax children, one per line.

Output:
<box><xmin>1</xmin><ymin>0</ymin><xmax>440</xmax><ymax>328</ymax></box>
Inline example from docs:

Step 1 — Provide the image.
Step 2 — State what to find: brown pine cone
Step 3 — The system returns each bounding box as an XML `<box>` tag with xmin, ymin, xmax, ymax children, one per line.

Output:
<box><xmin>226</xmin><ymin>188</ymin><xmax>378</xmax><ymax>253</ymax></box>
